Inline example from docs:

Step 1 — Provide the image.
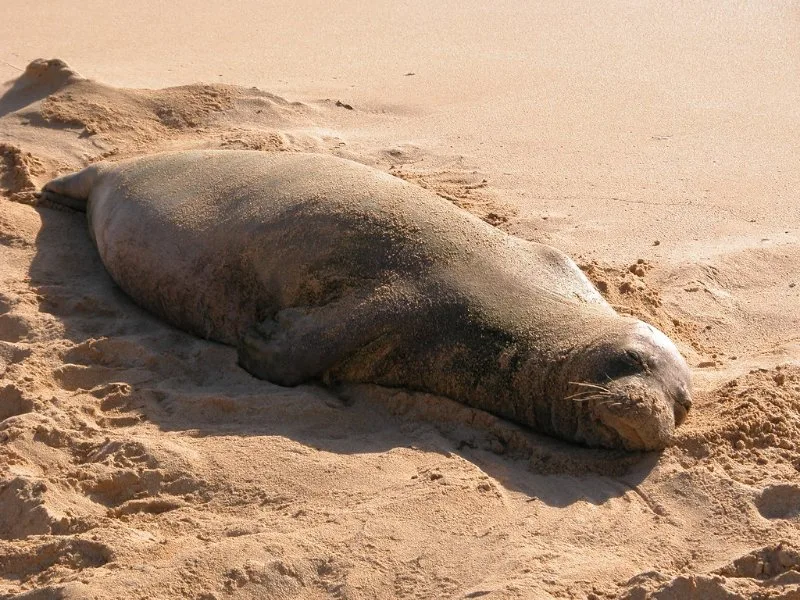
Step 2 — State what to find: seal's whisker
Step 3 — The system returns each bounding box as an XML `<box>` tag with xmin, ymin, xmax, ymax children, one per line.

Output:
<box><xmin>566</xmin><ymin>385</ymin><xmax>609</xmax><ymax>394</ymax></box>
<box><xmin>565</xmin><ymin>389</ymin><xmax>596</xmax><ymax>398</ymax></box>
<box><xmin>601</xmin><ymin>402</ymin><xmax>624</xmax><ymax>409</ymax></box>
<box><xmin>567</xmin><ymin>381</ymin><xmax>612</xmax><ymax>394</ymax></box>
<box><xmin>565</xmin><ymin>390</ymin><xmax>610</xmax><ymax>401</ymax></box>
<box><xmin>567</xmin><ymin>393</ymin><xmax>612</xmax><ymax>403</ymax></box>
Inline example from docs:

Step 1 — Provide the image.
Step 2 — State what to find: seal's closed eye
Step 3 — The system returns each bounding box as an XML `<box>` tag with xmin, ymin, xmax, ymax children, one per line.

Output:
<box><xmin>600</xmin><ymin>349</ymin><xmax>648</xmax><ymax>379</ymax></box>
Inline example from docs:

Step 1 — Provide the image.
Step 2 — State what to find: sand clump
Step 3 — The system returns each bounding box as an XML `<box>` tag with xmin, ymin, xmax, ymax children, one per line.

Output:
<box><xmin>675</xmin><ymin>365</ymin><xmax>800</xmax><ymax>485</ymax></box>
<box><xmin>0</xmin><ymin>57</ymin><xmax>798</xmax><ymax>599</ymax></box>
<box><xmin>613</xmin><ymin>542</ymin><xmax>800</xmax><ymax>599</ymax></box>
<box><xmin>0</xmin><ymin>144</ymin><xmax>45</xmax><ymax>202</ymax></box>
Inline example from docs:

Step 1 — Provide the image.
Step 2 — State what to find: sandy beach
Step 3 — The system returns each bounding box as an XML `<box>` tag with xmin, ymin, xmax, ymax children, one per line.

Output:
<box><xmin>1</xmin><ymin>2</ymin><xmax>799</xmax><ymax>598</ymax></box>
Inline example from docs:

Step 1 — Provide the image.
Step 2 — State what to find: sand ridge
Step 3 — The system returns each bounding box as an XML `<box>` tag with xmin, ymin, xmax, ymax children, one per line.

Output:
<box><xmin>0</xmin><ymin>56</ymin><xmax>798</xmax><ymax>599</ymax></box>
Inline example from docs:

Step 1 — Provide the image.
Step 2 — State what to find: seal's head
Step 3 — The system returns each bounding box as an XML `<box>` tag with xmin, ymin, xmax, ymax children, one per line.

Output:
<box><xmin>558</xmin><ymin>320</ymin><xmax>692</xmax><ymax>451</ymax></box>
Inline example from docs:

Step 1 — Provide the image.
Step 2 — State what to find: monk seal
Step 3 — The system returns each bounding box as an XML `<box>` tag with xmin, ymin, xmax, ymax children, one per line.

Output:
<box><xmin>41</xmin><ymin>150</ymin><xmax>691</xmax><ymax>450</ymax></box>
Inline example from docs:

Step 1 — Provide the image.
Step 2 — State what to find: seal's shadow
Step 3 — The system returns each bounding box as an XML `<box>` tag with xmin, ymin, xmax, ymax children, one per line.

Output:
<box><xmin>29</xmin><ymin>205</ymin><xmax>660</xmax><ymax>507</ymax></box>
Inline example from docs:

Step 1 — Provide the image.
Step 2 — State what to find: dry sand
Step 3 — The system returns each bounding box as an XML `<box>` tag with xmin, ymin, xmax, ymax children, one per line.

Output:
<box><xmin>1</xmin><ymin>2</ymin><xmax>799</xmax><ymax>599</ymax></box>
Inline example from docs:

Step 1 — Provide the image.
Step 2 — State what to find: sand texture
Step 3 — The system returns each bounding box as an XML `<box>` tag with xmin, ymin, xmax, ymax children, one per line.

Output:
<box><xmin>1</xmin><ymin>2</ymin><xmax>799</xmax><ymax>598</ymax></box>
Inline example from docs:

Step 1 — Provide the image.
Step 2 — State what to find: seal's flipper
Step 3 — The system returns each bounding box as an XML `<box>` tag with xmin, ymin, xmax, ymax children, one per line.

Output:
<box><xmin>36</xmin><ymin>188</ymin><xmax>87</xmax><ymax>212</ymax></box>
<box><xmin>40</xmin><ymin>164</ymin><xmax>104</xmax><ymax>212</ymax></box>
<box><xmin>238</xmin><ymin>295</ymin><xmax>401</xmax><ymax>386</ymax></box>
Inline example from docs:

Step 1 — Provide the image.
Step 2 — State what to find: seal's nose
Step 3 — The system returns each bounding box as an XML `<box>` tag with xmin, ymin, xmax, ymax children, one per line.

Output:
<box><xmin>672</xmin><ymin>382</ymin><xmax>692</xmax><ymax>426</ymax></box>
<box><xmin>673</xmin><ymin>401</ymin><xmax>688</xmax><ymax>427</ymax></box>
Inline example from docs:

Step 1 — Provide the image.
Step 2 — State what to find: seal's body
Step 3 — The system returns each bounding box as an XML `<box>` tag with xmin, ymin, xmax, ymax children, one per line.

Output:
<box><xmin>43</xmin><ymin>150</ymin><xmax>691</xmax><ymax>450</ymax></box>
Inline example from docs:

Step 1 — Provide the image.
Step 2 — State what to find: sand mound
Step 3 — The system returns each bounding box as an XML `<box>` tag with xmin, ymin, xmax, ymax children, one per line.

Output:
<box><xmin>579</xmin><ymin>259</ymin><xmax>712</xmax><ymax>362</ymax></box>
<box><xmin>0</xmin><ymin>145</ymin><xmax>45</xmax><ymax>201</ymax></box>
<box><xmin>675</xmin><ymin>365</ymin><xmax>800</xmax><ymax>484</ymax></box>
<box><xmin>41</xmin><ymin>80</ymin><xmax>235</xmax><ymax>140</ymax></box>
<box><xmin>616</xmin><ymin>543</ymin><xmax>800</xmax><ymax>599</ymax></box>
<box><xmin>1</xmin><ymin>58</ymin><xmax>799</xmax><ymax>599</ymax></box>
<box><xmin>0</xmin><ymin>59</ymin><xmax>83</xmax><ymax>118</ymax></box>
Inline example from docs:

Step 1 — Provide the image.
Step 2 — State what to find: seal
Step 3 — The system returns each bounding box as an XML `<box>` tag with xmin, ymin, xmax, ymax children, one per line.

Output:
<box><xmin>41</xmin><ymin>150</ymin><xmax>691</xmax><ymax>450</ymax></box>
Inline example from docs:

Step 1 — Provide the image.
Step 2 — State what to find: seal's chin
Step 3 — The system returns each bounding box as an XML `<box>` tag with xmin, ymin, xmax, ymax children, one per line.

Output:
<box><xmin>591</xmin><ymin>380</ymin><xmax>676</xmax><ymax>451</ymax></box>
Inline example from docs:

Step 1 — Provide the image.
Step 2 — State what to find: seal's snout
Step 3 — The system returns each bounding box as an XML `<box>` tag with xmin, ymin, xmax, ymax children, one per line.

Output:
<box><xmin>592</xmin><ymin>381</ymin><xmax>675</xmax><ymax>451</ymax></box>
<box><xmin>565</xmin><ymin>320</ymin><xmax>692</xmax><ymax>451</ymax></box>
